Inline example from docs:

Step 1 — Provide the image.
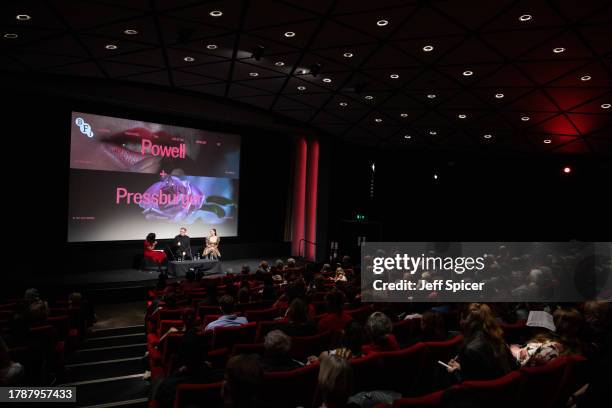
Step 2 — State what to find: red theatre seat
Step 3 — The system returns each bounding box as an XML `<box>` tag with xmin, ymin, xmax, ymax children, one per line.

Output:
<box><xmin>377</xmin><ymin>390</ymin><xmax>445</xmax><ymax>407</ymax></box>
<box><xmin>346</xmin><ymin>305</ymin><xmax>373</xmax><ymax>324</ymax></box>
<box><xmin>289</xmin><ymin>330</ymin><xmax>333</xmax><ymax>360</ymax></box>
<box><xmin>245</xmin><ymin>307</ymin><xmax>282</xmax><ymax>322</ymax></box>
<box><xmin>518</xmin><ymin>357</ymin><xmax>568</xmax><ymax>408</ymax></box>
<box><xmin>555</xmin><ymin>355</ymin><xmax>588</xmax><ymax>408</ymax></box>
<box><xmin>379</xmin><ymin>342</ymin><xmax>426</xmax><ymax>395</ymax></box>
<box><xmin>350</xmin><ymin>352</ymin><xmax>383</xmax><ymax>392</ymax></box>
<box><xmin>262</xmin><ymin>362</ymin><xmax>320</xmax><ymax>407</ymax></box>
<box><xmin>450</xmin><ymin>370</ymin><xmax>522</xmax><ymax>408</ymax></box>
<box><xmin>173</xmin><ymin>382</ymin><xmax>223</xmax><ymax>408</ymax></box>
<box><xmin>422</xmin><ymin>335</ymin><xmax>463</xmax><ymax>368</ymax></box>
<box><xmin>231</xmin><ymin>342</ymin><xmax>265</xmax><ymax>356</ymax></box>
<box><xmin>256</xmin><ymin>320</ymin><xmax>288</xmax><ymax>342</ymax></box>
<box><xmin>500</xmin><ymin>320</ymin><xmax>528</xmax><ymax>344</ymax></box>
<box><xmin>211</xmin><ymin>322</ymin><xmax>257</xmax><ymax>349</ymax></box>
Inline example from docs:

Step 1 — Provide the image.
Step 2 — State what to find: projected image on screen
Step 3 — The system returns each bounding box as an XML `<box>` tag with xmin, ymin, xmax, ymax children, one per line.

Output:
<box><xmin>68</xmin><ymin>112</ymin><xmax>240</xmax><ymax>242</ymax></box>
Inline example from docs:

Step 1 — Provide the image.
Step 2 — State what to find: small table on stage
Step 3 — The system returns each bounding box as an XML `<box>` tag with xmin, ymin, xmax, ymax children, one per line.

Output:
<box><xmin>168</xmin><ymin>259</ymin><xmax>220</xmax><ymax>277</ymax></box>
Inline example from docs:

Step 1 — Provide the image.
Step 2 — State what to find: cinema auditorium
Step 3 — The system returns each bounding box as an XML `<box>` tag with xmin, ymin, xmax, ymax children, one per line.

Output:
<box><xmin>1</xmin><ymin>1</ymin><xmax>611</xmax><ymax>408</ymax></box>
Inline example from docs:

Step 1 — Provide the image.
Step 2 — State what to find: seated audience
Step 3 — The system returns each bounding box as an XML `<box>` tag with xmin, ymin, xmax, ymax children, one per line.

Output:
<box><xmin>204</xmin><ymin>295</ymin><xmax>248</xmax><ymax>332</ymax></box>
<box><xmin>0</xmin><ymin>337</ymin><xmax>24</xmax><ymax>385</ymax></box>
<box><xmin>223</xmin><ymin>354</ymin><xmax>265</xmax><ymax>408</ymax></box>
<box><xmin>315</xmin><ymin>354</ymin><xmax>354</xmax><ymax>408</ymax></box>
<box><xmin>277</xmin><ymin>298</ymin><xmax>316</xmax><ymax>337</ymax></box>
<box><xmin>414</xmin><ymin>310</ymin><xmax>451</xmax><ymax>343</ymax></box>
<box><xmin>363</xmin><ymin>312</ymin><xmax>400</xmax><ymax>354</ymax></box>
<box><xmin>259</xmin><ymin>330</ymin><xmax>303</xmax><ymax>372</ymax></box>
<box><xmin>511</xmin><ymin>310</ymin><xmax>561</xmax><ymax>367</ymax></box>
<box><xmin>446</xmin><ymin>303</ymin><xmax>517</xmax><ymax>381</ymax></box>
<box><xmin>316</xmin><ymin>321</ymin><xmax>367</xmax><ymax>361</ymax></box>
<box><xmin>317</xmin><ymin>291</ymin><xmax>352</xmax><ymax>334</ymax></box>
<box><xmin>553</xmin><ymin>307</ymin><xmax>584</xmax><ymax>356</ymax></box>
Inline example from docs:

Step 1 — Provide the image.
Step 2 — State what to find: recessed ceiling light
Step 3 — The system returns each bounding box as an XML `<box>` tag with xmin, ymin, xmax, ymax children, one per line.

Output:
<box><xmin>206</xmin><ymin>44</ymin><xmax>218</xmax><ymax>50</ymax></box>
<box><xmin>273</xmin><ymin>61</ymin><xmax>284</xmax><ymax>66</ymax></box>
<box><xmin>105</xmin><ymin>44</ymin><xmax>117</xmax><ymax>50</ymax></box>
<box><xmin>580</xmin><ymin>75</ymin><xmax>591</xmax><ymax>81</ymax></box>
<box><xmin>429</xmin><ymin>130</ymin><xmax>437</xmax><ymax>135</ymax></box>
<box><xmin>521</xmin><ymin>116</ymin><xmax>530</xmax><ymax>121</ymax></box>
<box><xmin>458</xmin><ymin>114</ymin><xmax>467</xmax><ymax>119</ymax></box>
<box><xmin>601</xmin><ymin>103</ymin><xmax>611</xmax><ymax>109</ymax></box>
<box><xmin>427</xmin><ymin>94</ymin><xmax>436</xmax><ymax>99</ymax></box>
<box><xmin>404</xmin><ymin>135</ymin><xmax>411</xmax><ymax>139</ymax></box>
<box><xmin>390</xmin><ymin>74</ymin><xmax>399</xmax><ymax>79</ymax></box>
<box><xmin>339</xmin><ymin>102</ymin><xmax>348</xmax><ymax>106</ymax></box>
<box><xmin>209</xmin><ymin>10</ymin><xmax>223</xmax><ymax>17</ymax></box>
<box><xmin>343</xmin><ymin>52</ymin><xmax>353</xmax><ymax>58</ymax></box>
<box><xmin>376</xmin><ymin>19</ymin><xmax>389</xmax><ymax>27</ymax></box>
<box><xmin>365</xmin><ymin>95</ymin><xmax>374</xmax><ymax>100</ymax></box>
<box><xmin>249</xmin><ymin>72</ymin><xmax>259</xmax><ymax>77</ymax></box>
<box><xmin>423</xmin><ymin>45</ymin><xmax>434</xmax><ymax>52</ymax></box>
<box><xmin>284</xmin><ymin>31</ymin><xmax>296</xmax><ymax>38</ymax></box>
<box><xmin>400</xmin><ymin>113</ymin><xmax>408</xmax><ymax>118</ymax></box>
<box><xmin>553</xmin><ymin>47</ymin><xmax>565</xmax><ymax>54</ymax></box>
<box><xmin>519</xmin><ymin>14</ymin><xmax>532</xmax><ymax>22</ymax></box>
<box><xmin>322</xmin><ymin>78</ymin><xmax>332</xmax><ymax>83</ymax></box>
<box><xmin>433</xmin><ymin>174</ymin><xmax>439</xmax><ymax>180</ymax></box>
<box><xmin>462</xmin><ymin>70</ymin><xmax>473</xmax><ymax>76</ymax></box>
<box><xmin>3</xmin><ymin>33</ymin><xmax>18</xmax><ymax>39</ymax></box>
<box><xmin>124</xmin><ymin>29</ymin><xmax>138</xmax><ymax>35</ymax></box>
<box><xmin>184</xmin><ymin>56</ymin><xmax>195</xmax><ymax>62</ymax></box>
<box><xmin>543</xmin><ymin>139</ymin><xmax>552</xmax><ymax>144</ymax></box>
<box><xmin>495</xmin><ymin>93</ymin><xmax>504</xmax><ymax>99</ymax></box>
<box><xmin>16</xmin><ymin>14</ymin><xmax>31</xmax><ymax>21</ymax></box>
<box><xmin>297</xmin><ymin>86</ymin><xmax>306</xmax><ymax>91</ymax></box>
<box><xmin>483</xmin><ymin>134</ymin><xmax>492</xmax><ymax>139</ymax></box>
<box><xmin>374</xmin><ymin>118</ymin><xmax>383</xmax><ymax>123</ymax></box>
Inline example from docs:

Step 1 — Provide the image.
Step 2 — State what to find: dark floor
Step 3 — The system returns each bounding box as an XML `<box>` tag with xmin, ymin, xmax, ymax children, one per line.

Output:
<box><xmin>94</xmin><ymin>301</ymin><xmax>145</xmax><ymax>330</ymax></box>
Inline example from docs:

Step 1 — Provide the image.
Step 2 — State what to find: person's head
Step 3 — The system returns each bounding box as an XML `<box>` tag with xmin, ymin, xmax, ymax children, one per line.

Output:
<box><xmin>181</xmin><ymin>307</ymin><xmax>196</xmax><ymax>330</ymax></box>
<box><xmin>28</xmin><ymin>300</ymin><xmax>49</xmax><ymax>324</ymax></box>
<box><xmin>421</xmin><ymin>310</ymin><xmax>446</xmax><ymax>340</ymax></box>
<box><xmin>275</xmin><ymin>259</ymin><xmax>285</xmax><ymax>269</ymax></box>
<box><xmin>583</xmin><ymin>301</ymin><xmax>611</xmax><ymax>330</ymax></box>
<box><xmin>241</xmin><ymin>265</ymin><xmax>250</xmax><ymax>275</ymax></box>
<box><xmin>219</xmin><ymin>295</ymin><xmax>235</xmax><ymax>315</ymax></box>
<box><xmin>68</xmin><ymin>292</ymin><xmax>82</xmax><ymax>307</ymax></box>
<box><xmin>264</xmin><ymin>330</ymin><xmax>291</xmax><ymax>357</ymax></box>
<box><xmin>259</xmin><ymin>260</ymin><xmax>269</xmax><ymax>270</ymax></box>
<box><xmin>210</xmin><ymin>228</ymin><xmax>217</xmax><ymax>236</ymax></box>
<box><xmin>179</xmin><ymin>227</ymin><xmax>187</xmax><ymax>236</ymax></box>
<box><xmin>366</xmin><ymin>312</ymin><xmax>393</xmax><ymax>346</ymax></box>
<box><xmin>287</xmin><ymin>298</ymin><xmax>310</xmax><ymax>324</ymax></box>
<box><xmin>287</xmin><ymin>258</ymin><xmax>296</xmax><ymax>267</ymax></box>
<box><xmin>238</xmin><ymin>287</ymin><xmax>250</xmax><ymax>304</ymax></box>
<box><xmin>24</xmin><ymin>288</ymin><xmax>40</xmax><ymax>304</ymax></box>
<box><xmin>326</xmin><ymin>291</ymin><xmax>344</xmax><ymax>314</ymax></box>
<box><xmin>342</xmin><ymin>321</ymin><xmax>367</xmax><ymax>356</ymax></box>
<box><xmin>317</xmin><ymin>354</ymin><xmax>354</xmax><ymax>408</ymax></box>
<box><xmin>223</xmin><ymin>354</ymin><xmax>264</xmax><ymax>408</ymax></box>
<box><xmin>146</xmin><ymin>232</ymin><xmax>156</xmax><ymax>243</ymax></box>
<box><xmin>461</xmin><ymin>303</ymin><xmax>504</xmax><ymax>346</ymax></box>
<box><xmin>553</xmin><ymin>307</ymin><xmax>584</xmax><ymax>354</ymax></box>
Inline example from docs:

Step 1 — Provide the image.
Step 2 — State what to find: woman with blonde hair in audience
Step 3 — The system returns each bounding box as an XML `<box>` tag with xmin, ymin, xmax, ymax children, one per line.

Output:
<box><xmin>315</xmin><ymin>354</ymin><xmax>354</xmax><ymax>408</ymax></box>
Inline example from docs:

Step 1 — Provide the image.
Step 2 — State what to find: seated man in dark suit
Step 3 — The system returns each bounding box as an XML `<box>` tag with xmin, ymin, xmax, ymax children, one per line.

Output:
<box><xmin>173</xmin><ymin>227</ymin><xmax>191</xmax><ymax>259</ymax></box>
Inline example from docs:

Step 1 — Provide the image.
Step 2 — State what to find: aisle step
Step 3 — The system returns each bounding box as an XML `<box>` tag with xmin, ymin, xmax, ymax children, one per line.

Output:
<box><xmin>62</xmin><ymin>357</ymin><xmax>145</xmax><ymax>383</ymax></box>
<box><xmin>70</xmin><ymin>344</ymin><xmax>146</xmax><ymax>365</ymax></box>
<box><xmin>84</xmin><ymin>333</ymin><xmax>146</xmax><ymax>348</ymax></box>
<box><xmin>70</xmin><ymin>376</ymin><xmax>150</xmax><ymax>407</ymax></box>
<box><xmin>91</xmin><ymin>325</ymin><xmax>144</xmax><ymax>338</ymax></box>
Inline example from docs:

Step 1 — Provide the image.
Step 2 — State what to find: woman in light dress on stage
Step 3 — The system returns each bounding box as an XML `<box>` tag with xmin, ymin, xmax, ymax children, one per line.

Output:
<box><xmin>202</xmin><ymin>228</ymin><xmax>221</xmax><ymax>260</ymax></box>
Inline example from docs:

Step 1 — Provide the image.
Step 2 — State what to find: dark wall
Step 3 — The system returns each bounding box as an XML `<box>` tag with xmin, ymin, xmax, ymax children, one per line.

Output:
<box><xmin>5</xmin><ymin>87</ymin><xmax>293</xmax><ymax>272</ymax></box>
<box><xmin>329</xmin><ymin>142</ymin><xmax>611</xmax><ymax>258</ymax></box>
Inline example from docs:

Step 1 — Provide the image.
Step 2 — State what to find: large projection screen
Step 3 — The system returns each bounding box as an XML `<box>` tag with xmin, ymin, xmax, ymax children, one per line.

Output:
<box><xmin>68</xmin><ymin>111</ymin><xmax>240</xmax><ymax>242</ymax></box>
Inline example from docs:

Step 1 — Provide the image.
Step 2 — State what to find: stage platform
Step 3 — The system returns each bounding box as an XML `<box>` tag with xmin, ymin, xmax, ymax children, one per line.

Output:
<box><xmin>11</xmin><ymin>258</ymin><xmax>281</xmax><ymax>303</ymax></box>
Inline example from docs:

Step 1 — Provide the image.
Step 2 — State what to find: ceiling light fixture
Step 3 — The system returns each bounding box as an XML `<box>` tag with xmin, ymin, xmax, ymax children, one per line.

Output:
<box><xmin>284</xmin><ymin>31</ymin><xmax>296</xmax><ymax>38</ymax></box>
<box><xmin>553</xmin><ymin>47</ymin><xmax>565</xmax><ymax>54</ymax></box>
<box><xmin>339</xmin><ymin>102</ymin><xmax>348</xmax><ymax>106</ymax></box>
<box><xmin>249</xmin><ymin>72</ymin><xmax>259</xmax><ymax>77</ymax></box>
<box><xmin>207</xmin><ymin>44</ymin><xmax>218</xmax><ymax>50</ymax></box>
<box><xmin>429</xmin><ymin>130</ymin><xmax>437</xmax><ymax>135</ymax></box>
<box><xmin>297</xmin><ymin>86</ymin><xmax>306</xmax><ymax>91</ymax></box>
<box><xmin>543</xmin><ymin>139</ymin><xmax>552</xmax><ymax>144</ymax></box>
<box><xmin>390</xmin><ymin>74</ymin><xmax>399</xmax><ymax>79</ymax></box>
<box><xmin>184</xmin><ymin>56</ymin><xmax>195</xmax><ymax>62</ymax></box>
<box><xmin>365</xmin><ymin>95</ymin><xmax>374</xmax><ymax>100</ymax></box>
<box><xmin>427</xmin><ymin>94</ymin><xmax>436</xmax><ymax>99</ymax></box>
<box><xmin>124</xmin><ymin>29</ymin><xmax>138</xmax><ymax>35</ymax></box>
<box><xmin>105</xmin><ymin>44</ymin><xmax>117</xmax><ymax>49</ymax></box>
<box><xmin>404</xmin><ymin>135</ymin><xmax>411</xmax><ymax>139</ymax></box>
<box><xmin>423</xmin><ymin>45</ymin><xmax>434</xmax><ymax>52</ymax></box>
<box><xmin>400</xmin><ymin>113</ymin><xmax>408</xmax><ymax>118</ymax></box>
<box><xmin>3</xmin><ymin>33</ymin><xmax>18</xmax><ymax>39</ymax></box>
<box><xmin>519</xmin><ymin>14</ymin><xmax>532</xmax><ymax>22</ymax></box>
<box><xmin>495</xmin><ymin>93</ymin><xmax>504</xmax><ymax>99</ymax></box>
<box><xmin>483</xmin><ymin>134</ymin><xmax>492</xmax><ymax>139</ymax></box>
<box><xmin>580</xmin><ymin>75</ymin><xmax>591</xmax><ymax>81</ymax></box>
<box><xmin>458</xmin><ymin>114</ymin><xmax>467</xmax><ymax>119</ymax></box>
<box><xmin>376</xmin><ymin>19</ymin><xmax>389</xmax><ymax>26</ymax></box>
<box><xmin>274</xmin><ymin>61</ymin><xmax>284</xmax><ymax>66</ymax></box>
<box><xmin>16</xmin><ymin>14</ymin><xmax>31</xmax><ymax>21</ymax></box>
<box><xmin>322</xmin><ymin>78</ymin><xmax>332</xmax><ymax>83</ymax></box>
<box><xmin>463</xmin><ymin>70</ymin><xmax>473</xmax><ymax>76</ymax></box>
<box><xmin>209</xmin><ymin>10</ymin><xmax>223</xmax><ymax>17</ymax></box>
<box><xmin>343</xmin><ymin>52</ymin><xmax>353</xmax><ymax>58</ymax></box>
<box><xmin>521</xmin><ymin>116</ymin><xmax>530</xmax><ymax>121</ymax></box>
<box><xmin>374</xmin><ymin>118</ymin><xmax>383</xmax><ymax>123</ymax></box>
<box><xmin>601</xmin><ymin>103</ymin><xmax>611</xmax><ymax>109</ymax></box>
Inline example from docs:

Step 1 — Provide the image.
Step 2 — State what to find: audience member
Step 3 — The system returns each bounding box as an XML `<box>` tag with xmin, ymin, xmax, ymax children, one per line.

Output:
<box><xmin>204</xmin><ymin>296</ymin><xmax>248</xmax><ymax>332</ymax></box>
<box><xmin>317</xmin><ymin>291</ymin><xmax>352</xmax><ymax>334</ymax></box>
<box><xmin>223</xmin><ymin>354</ymin><xmax>264</xmax><ymax>408</ymax></box>
<box><xmin>315</xmin><ymin>354</ymin><xmax>354</xmax><ymax>408</ymax></box>
<box><xmin>259</xmin><ymin>330</ymin><xmax>302</xmax><ymax>372</ymax></box>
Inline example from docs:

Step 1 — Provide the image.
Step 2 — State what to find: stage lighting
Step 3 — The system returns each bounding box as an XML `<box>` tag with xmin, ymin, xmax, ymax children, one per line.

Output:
<box><xmin>309</xmin><ymin>63</ymin><xmax>322</xmax><ymax>77</ymax></box>
<box><xmin>251</xmin><ymin>45</ymin><xmax>265</xmax><ymax>61</ymax></box>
